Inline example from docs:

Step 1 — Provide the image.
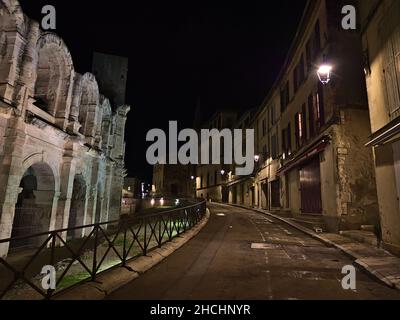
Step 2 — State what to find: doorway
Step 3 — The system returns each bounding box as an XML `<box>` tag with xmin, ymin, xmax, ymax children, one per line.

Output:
<box><xmin>300</xmin><ymin>157</ymin><xmax>322</xmax><ymax>214</ymax></box>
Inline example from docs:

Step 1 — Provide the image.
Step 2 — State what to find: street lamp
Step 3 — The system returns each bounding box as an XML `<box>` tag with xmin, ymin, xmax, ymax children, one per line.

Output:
<box><xmin>254</xmin><ymin>155</ymin><xmax>260</xmax><ymax>163</ymax></box>
<box><xmin>317</xmin><ymin>64</ymin><xmax>332</xmax><ymax>85</ymax></box>
<box><xmin>220</xmin><ymin>170</ymin><xmax>225</xmax><ymax>176</ymax></box>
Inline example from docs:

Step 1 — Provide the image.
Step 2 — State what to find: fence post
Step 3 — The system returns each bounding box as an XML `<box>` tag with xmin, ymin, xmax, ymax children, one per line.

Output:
<box><xmin>158</xmin><ymin>217</ymin><xmax>162</xmax><ymax>248</ymax></box>
<box><xmin>122</xmin><ymin>223</ymin><xmax>127</xmax><ymax>266</ymax></box>
<box><xmin>143</xmin><ymin>219</ymin><xmax>147</xmax><ymax>256</ymax></box>
<box><xmin>92</xmin><ymin>225</ymin><xmax>99</xmax><ymax>281</ymax></box>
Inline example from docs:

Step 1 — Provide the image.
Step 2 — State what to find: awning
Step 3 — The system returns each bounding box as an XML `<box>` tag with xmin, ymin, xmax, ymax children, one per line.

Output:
<box><xmin>365</xmin><ymin>117</ymin><xmax>400</xmax><ymax>147</ymax></box>
<box><xmin>277</xmin><ymin>136</ymin><xmax>330</xmax><ymax>175</ymax></box>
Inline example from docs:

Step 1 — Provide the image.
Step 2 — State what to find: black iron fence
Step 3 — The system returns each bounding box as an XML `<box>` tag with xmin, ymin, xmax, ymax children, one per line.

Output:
<box><xmin>0</xmin><ymin>199</ymin><xmax>207</xmax><ymax>300</ymax></box>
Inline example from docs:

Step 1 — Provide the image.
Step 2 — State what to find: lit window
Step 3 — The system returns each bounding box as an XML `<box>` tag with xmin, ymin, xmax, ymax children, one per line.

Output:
<box><xmin>298</xmin><ymin>113</ymin><xmax>303</xmax><ymax>139</ymax></box>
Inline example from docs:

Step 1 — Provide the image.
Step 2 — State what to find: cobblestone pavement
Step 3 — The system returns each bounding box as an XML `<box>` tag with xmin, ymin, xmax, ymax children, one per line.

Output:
<box><xmin>107</xmin><ymin>203</ymin><xmax>400</xmax><ymax>300</ymax></box>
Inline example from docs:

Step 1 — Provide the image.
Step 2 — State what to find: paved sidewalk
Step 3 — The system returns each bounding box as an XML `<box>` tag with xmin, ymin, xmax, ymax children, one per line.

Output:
<box><xmin>240</xmin><ymin>205</ymin><xmax>400</xmax><ymax>291</ymax></box>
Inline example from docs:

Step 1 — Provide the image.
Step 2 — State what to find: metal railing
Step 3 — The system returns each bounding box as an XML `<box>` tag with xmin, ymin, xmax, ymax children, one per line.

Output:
<box><xmin>0</xmin><ymin>199</ymin><xmax>206</xmax><ymax>300</ymax></box>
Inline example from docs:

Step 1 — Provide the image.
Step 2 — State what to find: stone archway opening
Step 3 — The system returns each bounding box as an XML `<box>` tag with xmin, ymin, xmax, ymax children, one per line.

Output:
<box><xmin>33</xmin><ymin>35</ymin><xmax>72</xmax><ymax>119</ymax></box>
<box><xmin>78</xmin><ymin>74</ymin><xmax>100</xmax><ymax>139</ymax></box>
<box><xmin>10</xmin><ymin>162</ymin><xmax>55</xmax><ymax>251</ymax></box>
<box><xmin>67</xmin><ymin>175</ymin><xmax>87</xmax><ymax>240</ymax></box>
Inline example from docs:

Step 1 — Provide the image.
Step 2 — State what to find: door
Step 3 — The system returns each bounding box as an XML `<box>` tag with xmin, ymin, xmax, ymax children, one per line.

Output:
<box><xmin>262</xmin><ymin>183</ymin><xmax>268</xmax><ymax>209</ymax></box>
<box><xmin>300</xmin><ymin>157</ymin><xmax>322</xmax><ymax>214</ymax></box>
<box><xmin>250</xmin><ymin>186</ymin><xmax>255</xmax><ymax>207</ymax></box>
<box><xmin>271</xmin><ymin>180</ymin><xmax>280</xmax><ymax>208</ymax></box>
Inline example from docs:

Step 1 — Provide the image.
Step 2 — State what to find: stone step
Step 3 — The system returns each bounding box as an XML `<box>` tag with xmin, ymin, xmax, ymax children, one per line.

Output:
<box><xmin>339</xmin><ymin>230</ymin><xmax>378</xmax><ymax>247</ymax></box>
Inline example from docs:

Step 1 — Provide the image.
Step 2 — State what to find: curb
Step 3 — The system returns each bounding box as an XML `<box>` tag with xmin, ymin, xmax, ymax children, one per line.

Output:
<box><xmin>227</xmin><ymin>203</ymin><xmax>400</xmax><ymax>291</ymax></box>
<box><xmin>56</xmin><ymin>209</ymin><xmax>211</xmax><ymax>300</ymax></box>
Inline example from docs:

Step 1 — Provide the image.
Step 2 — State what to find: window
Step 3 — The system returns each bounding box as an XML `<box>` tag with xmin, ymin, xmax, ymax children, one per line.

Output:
<box><xmin>294</xmin><ymin>55</ymin><xmax>306</xmax><ymax>93</ymax></box>
<box><xmin>282</xmin><ymin>128</ymin><xmax>286</xmax><ymax>153</ymax></box>
<box><xmin>280</xmin><ymin>81</ymin><xmax>290</xmax><ymax>111</ymax></box>
<box><xmin>299</xmin><ymin>55</ymin><xmax>305</xmax><ymax>84</ymax></box>
<box><xmin>262</xmin><ymin>119</ymin><xmax>267</xmax><ymax>136</ymax></box>
<box><xmin>282</xmin><ymin>124</ymin><xmax>292</xmax><ymax>155</ymax></box>
<box><xmin>270</xmin><ymin>105</ymin><xmax>276</xmax><ymax>125</ymax></box>
<box><xmin>302</xmin><ymin>104</ymin><xmax>307</xmax><ymax>142</ymax></box>
<box><xmin>295</xmin><ymin>113</ymin><xmax>301</xmax><ymax>148</ymax></box>
<box><xmin>295</xmin><ymin>105</ymin><xmax>307</xmax><ymax>149</ymax></box>
<box><xmin>287</xmin><ymin>122</ymin><xmax>292</xmax><ymax>154</ymax></box>
<box><xmin>308</xmin><ymin>94</ymin><xmax>315</xmax><ymax>137</ymax></box>
<box><xmin>263</xmin><ymin>144</ymin><xmax>268</xmax><ymax>158</ymax></box>
<box><xmin>316</xmin><ymin>83</ymin><xmax>325</xmax><ymax>129</ymax></box>
<box><xmin>314</xmin><ymin>20</ymin><xmax>321</xmax><ymax>55</ymax></box>
<box><xmin>306</xmin><ymin>39</ymin><xmax>312</xmax><ymax>73</ymax></box>
<box><xmin>293</xmin><ymin>67</ymin><xmax>299</xmax><ymax>93</ymax></box>
<box><xmin>271</xmin><ymin>134</ymin><xmax>278</xmax><ymax>160</ymax></box>
<box><xmin>381</xmin><ymin>2</ymin><xmax>400</xmax><ymax>119</ymax></box>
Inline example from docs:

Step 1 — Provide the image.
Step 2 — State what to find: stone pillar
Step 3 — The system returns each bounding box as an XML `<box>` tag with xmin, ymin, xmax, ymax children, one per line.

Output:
<box><xmin>100</xmin><ymin>163</ymin><xmax>113</xmax><ymax>224</ymax></box>
<box><xmin>108</xmin><ymin>165</ymin><xmax>124</xmax><ymax>221</ymax></box>
<box><xmin>55</xmin><ymin>157</ymin><xmax>76</xmax><ymax>241</ymax></box>
<box><xmin>84</xmin><ymin>157</ymin><xmax>99</xmax><ymax>227</ymax></box>
<box><xmin>0</xmin><ymin>27</ymin><xmax>28</xmax><ymax>104</ymax></box>
<box><xmin>0</xmin><ymin>120</ymin><xmax>26</xmax><ymax>257</ymax></box>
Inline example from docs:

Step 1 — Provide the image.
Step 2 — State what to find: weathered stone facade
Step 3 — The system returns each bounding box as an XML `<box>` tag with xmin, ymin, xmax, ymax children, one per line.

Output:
<box><xmin>0</xmin><ymin>0</ymin><xmax>130</xmax><ymax>256</ymax></box>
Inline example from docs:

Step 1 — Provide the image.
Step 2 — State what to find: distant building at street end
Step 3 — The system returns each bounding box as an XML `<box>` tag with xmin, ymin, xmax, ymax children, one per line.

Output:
<box><xmin>153</xmin><ymin>164</ymin><xmax>195</xmax><ymax>198</ymax></box>
<box><xmin>195</xmin><ymin>110</ymin><xmax>238</xmax><ymax>202</ymax></box>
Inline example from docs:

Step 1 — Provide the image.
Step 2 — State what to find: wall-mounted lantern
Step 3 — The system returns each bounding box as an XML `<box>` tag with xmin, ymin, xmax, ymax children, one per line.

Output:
<box><xmin>317</xmin><ymin>64</ymin><xmax>333</xmax><ymax>85</ymax></box>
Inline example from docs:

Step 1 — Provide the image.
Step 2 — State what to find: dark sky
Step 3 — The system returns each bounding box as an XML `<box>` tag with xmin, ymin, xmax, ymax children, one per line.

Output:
<box><xmin>19</xmin><ymin>0</ymin><xmax>307</xmax><ymax>182</ymax></box>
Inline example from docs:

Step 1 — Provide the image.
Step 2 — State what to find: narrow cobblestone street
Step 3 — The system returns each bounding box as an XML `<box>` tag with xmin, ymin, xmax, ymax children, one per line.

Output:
<box><xmin>107</xmin><ymin>204</ymin><xmax>400</xmax><ymax>300</ymax></box>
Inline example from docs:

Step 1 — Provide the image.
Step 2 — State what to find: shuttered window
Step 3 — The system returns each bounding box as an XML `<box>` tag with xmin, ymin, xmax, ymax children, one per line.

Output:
<box><xmin>381</xmin><ymin>1</ymin><xmax>400</xmax><ymax>120</ymax></box>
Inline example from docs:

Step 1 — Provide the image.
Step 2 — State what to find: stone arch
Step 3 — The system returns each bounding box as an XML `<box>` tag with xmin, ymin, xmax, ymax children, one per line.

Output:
<box><xmin>21</xmin><ymin>152</ymin><xmax>60</xmax><ymax>191</ymax></box>
<box><xmin>0</xmin><ymin>0</ymin><xmax>27</xmax><ymax>100</ymax></box>
<box><xmin>78</xmin><ymin>73</ymin><xmax>100</xmax><ymax>140</ymax></box>
<box><xmin>33</xmin><ymin>32</ymin><xmax>74</xmax><ymax>121</ymax></box>
<box><xmin>10</xmin><ymin>161</ymin><xmax>56</xmax><ymax>251</ymax></box>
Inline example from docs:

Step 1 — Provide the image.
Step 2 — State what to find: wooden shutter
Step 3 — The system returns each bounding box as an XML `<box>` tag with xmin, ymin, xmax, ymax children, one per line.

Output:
<box><xmin>381</xmin><ymin>1</ymin><xmax>400</xmax><ymax>119</ymax></box>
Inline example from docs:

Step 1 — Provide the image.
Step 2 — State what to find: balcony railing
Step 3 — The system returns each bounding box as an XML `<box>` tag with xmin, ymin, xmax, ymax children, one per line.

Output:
<box><xmin>0</xmin><ymin>199</ymin><xmax>207</xmax><ymax>300</ymax></box>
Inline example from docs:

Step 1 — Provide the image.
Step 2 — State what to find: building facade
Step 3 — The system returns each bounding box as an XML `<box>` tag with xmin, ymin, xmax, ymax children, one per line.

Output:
<box><xmin>247</xmin><ymin>0</ymin><xmax>379</xmax><ymax>233</ymax></box>
<box><xmin>0</xmin><ymin>0</ymin><xmax>130</xmax><ymax>256</ymax></box>
<box><xmin>360</xmin><ymin>0</ymin><xmax>400</xmax><ymax>254</ymax></box>
<box><xmin>199</xmin><ymin>0</ymin><xmax>380</xmax><ymax>235</ymax></box>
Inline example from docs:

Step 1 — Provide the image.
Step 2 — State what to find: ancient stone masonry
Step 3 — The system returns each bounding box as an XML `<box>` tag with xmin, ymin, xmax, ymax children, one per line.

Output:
<box><xmin>0</xmin><ymin>0</ymin><xmax>130</xmax><ymax>257</ymax></box>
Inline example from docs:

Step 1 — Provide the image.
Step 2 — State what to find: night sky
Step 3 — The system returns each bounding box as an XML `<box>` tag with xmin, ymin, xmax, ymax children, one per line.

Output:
<box><xmin>19</xmin><ymin>0</ymin><xmax>307</xmax><ymax>182</ymax></box>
